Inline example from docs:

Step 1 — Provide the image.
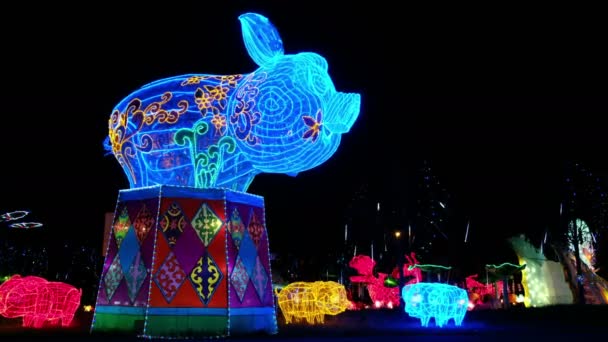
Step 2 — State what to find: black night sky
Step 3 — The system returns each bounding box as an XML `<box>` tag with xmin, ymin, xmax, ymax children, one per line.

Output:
<box><xmin>1</xmin><ymin>1</ymin><xmax>606</xmax><ymax>276</ymax></box>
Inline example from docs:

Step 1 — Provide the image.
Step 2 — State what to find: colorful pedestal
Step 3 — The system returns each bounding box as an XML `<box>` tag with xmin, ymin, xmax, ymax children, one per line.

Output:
<box><xmin>91</xmin><ymin>186</ymin><xmax>277</xmax><ymax>338</ymax></box>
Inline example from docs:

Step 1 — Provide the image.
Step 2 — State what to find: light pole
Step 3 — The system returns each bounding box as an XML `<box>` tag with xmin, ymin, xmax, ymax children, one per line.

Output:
<box><xmin>394</xmin><ymin>229</ymin><xmax>407</xmax><ymax>310</ymax></box>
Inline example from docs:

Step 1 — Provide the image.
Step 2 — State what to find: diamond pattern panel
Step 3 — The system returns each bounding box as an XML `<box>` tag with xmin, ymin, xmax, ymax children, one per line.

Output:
<box><xmin>227</xmin><ymin>207</ymin><xmax>245</xmax><ymax>249</ymax></box>
<box><xmin>239</xmin><ymin>229</ymin><xmax>258</xmax><ymax>275</ymax></box>
<box><xmin>140</xmin><ymin>225</ymin><xmax>156</xmax><ymax>269</ymax></box>
<box><xmin>191</xmin><ymin>203</ymin><xmax>223</xmax><ymax>247</ymax></box>
<box><xmin>118</xmin><ymin>226</ymin><xmax>139</xmax><ymax>272</ymax></box>
<box><xmin>124</xmin><ymin>251</ymin><xmax>147</xmax><ymax>303</ymax></box>
<box><xmin>102</xmin><ymin>236</ymin><xmax>118</xmax><ymax>275</ymax></box>
<box><xmin>247</xmin><ymin>208</ymin><xmax>264</xmax><ymax>248</ymax></box>
<box><xmin>190</xmin><ymin>252</ymin><xmax>223</xmax><ymax>305</ymax></box>
<box><xmin>113</xmin><ymin>206</ymin><xmax>132</xmax><ymax>248</ymax></box>
<box><xmin>133</xmin><ymin>203</ymin><xmax>155</xmax><ymax>242</ymax></box>
<box><xmin>230</xmin><ymin>256</ymin><xmax>250</xmax><ymax>302</ymax></box>
<box><xmin>249</xmin><ymin>255</ymin><xmax>269</xmax><ymax>303</ymax></box>
<box><xmin>104</xmin><ymin>253</ymin><xmax>124</xmax><ymax>301</ymax></box>
<box><xmin>173</xmin><ymin>223</ymin><xmax>205</xmax><ymax>275</ymax></box>
<box><xmin>153</xmin><ymin>251</ymin><xmax>187</xmax><ymax>303</ymax></box>
<box><xmin>159</xmin><ymin>202</ymin><xmax>186</xmax><ymax>247</ymax></box>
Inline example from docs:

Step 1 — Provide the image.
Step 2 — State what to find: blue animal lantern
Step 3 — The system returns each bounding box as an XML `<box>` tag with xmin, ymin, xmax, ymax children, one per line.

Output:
<box><xmin>105</xmin><ymin>13</ymin><xmax>361</xmax><ymax>192</ymax></box>
<box><xmin>401</xmin><ymin>282</ymin><xmax>468</xmax><ymax>328</ymax></box>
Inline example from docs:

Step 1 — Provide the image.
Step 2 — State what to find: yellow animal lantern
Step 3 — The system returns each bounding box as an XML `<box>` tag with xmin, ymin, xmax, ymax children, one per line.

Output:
<box><xmin>275</xmin><ymin>281</ymin><xmax>349</xmax><ymax>324</ymax></box>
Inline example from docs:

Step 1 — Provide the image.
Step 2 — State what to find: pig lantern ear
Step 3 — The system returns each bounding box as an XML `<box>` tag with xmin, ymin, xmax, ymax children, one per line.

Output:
<box><xmin>239</xmin><ymin>13</ymin><xmax>284</xmax><ymax>67</ymax></box>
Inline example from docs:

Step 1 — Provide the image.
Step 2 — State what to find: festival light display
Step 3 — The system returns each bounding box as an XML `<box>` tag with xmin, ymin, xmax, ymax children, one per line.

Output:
<box><xmin>568</xmin><ymin>219</ymin><xmax>596</xmax><ymax>271</ymax></box>
<box><xmin>91</xmin><ymin>187</ymin><xmax>277</xmax><ymax>338</ymax></box>
<box><xmin>94</xmin><ymin>11</ymin><xmax>360</xmax><ymax>338</ymax></box>
<box><xmin>8</xmin><ymin>222</ymin><xmax>43</xmax><ymax>230</ymax></box>
<box><xmin>104</xmin><ymin>13</ymin><xmax>361</xmax><ymax>192</ymax></box>
<box><xmin>465</xmin><ymin>274</ymin><xmax>499</xmax><ymax>298</ymax></box>
<box><xmin>401</xmin><ymin>282</ymin><xmax>468</xmax><ymax>328</ymax></box>
<box><xmin>508</xmin><ymin>236</ymin><xmax>574</xmax><ymax>307</ymax></box>
<box><xmin>349</xmin><ymin>255</ymin><xmax>401</xmax><ymax>308</ymax></box>
<box><xmin>349</xmin><ymin>253</ymin><xmax>422</xmax><ymax>309</ymax></box>
<box><xmin>485</xmin><ymin>262</ymin><xmax>526</xmax><ymax>308</ymax></box>
<box><xmin>408</xmin><ymin>263</ymin><xmax>452</xmax><ymax>274</ymax></box>
<box><xmin>1</xmin><ymin>211</ymin><xmax>42</xmax><ymax>230</ymax></box>
<box><xmin>384</xmin><ymin>276</ymin><xmax>398</xmax><ymax>287</ymax></box>
<box><xmin>0</xmin><ymin>275</ymin><xmax>82</xmax><ymax>328</ymax></box>
<box><xmin>0</xmin><ymin>211</ymin><xmax>29</xmax><ymax>222</ymax></box>
<box><xmin>465</xmin><ymin>274</ymin><xmax>503</xmax><ymax>309</ymax></box>
<box><xmin>403</xmin><ymin>252</ymin><xmax>423</xmax><ymax>284</ymax></box>
<box><xmin>275</xmin><ymin>281</ymin><xmax>349</xmax><ymax>324</ymax></box>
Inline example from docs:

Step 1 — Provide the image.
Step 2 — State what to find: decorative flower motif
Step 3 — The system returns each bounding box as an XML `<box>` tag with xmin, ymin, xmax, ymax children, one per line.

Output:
<box><xmin>195</xmin><ymin>88</ymin><xmax>213</xmax><ymax>112</ymax></box>
<box><xmin>219</xmin><ymin>75</ymin><xmax>242</xmax><ymax>87</ymax></box>
<box><xmin>211</xmin><ymin>114</ymin><xmax>227</xmax><ymax>134</ymax></box>
<box><xmin>181</xmin><ymin>76</ymin><xmax>207</xmax><ymax>86</ymax></box>
<box><xmin>206</xmin><ymin>85</ymin><xmax>229</xmax><ymax>102</ymax></box>
<box><xmin>302</xmin><ymin>109</ymin><xmax>323</xmax><ymax>142</ymax></box>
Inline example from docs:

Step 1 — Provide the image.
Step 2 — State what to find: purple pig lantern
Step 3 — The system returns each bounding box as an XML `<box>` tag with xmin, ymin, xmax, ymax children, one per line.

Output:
<box><xmin>401</xmin><ymin>282</ymin><xmax>468</xmax><ymax>328</ymax></box>
<box><xmin>93</xmin><ymin>12</ymin><xmax>361</xmax><ymax>339</ymax></box>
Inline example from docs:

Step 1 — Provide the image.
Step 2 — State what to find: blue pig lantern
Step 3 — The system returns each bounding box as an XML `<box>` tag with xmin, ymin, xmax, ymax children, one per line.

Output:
<box><xmin>402</xmin><ymin>282</ymin><xmax>469</xmax><ymax>328</ymax></box>
<box><xmin>106</xmin><ymin>12</ymin><xmax>361</xmax><ymax>192</ymax></box>
<box><xmin>94</xmin><ymin>13</ymin><xmax>360</xmax><ymax>338</ymax></box>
